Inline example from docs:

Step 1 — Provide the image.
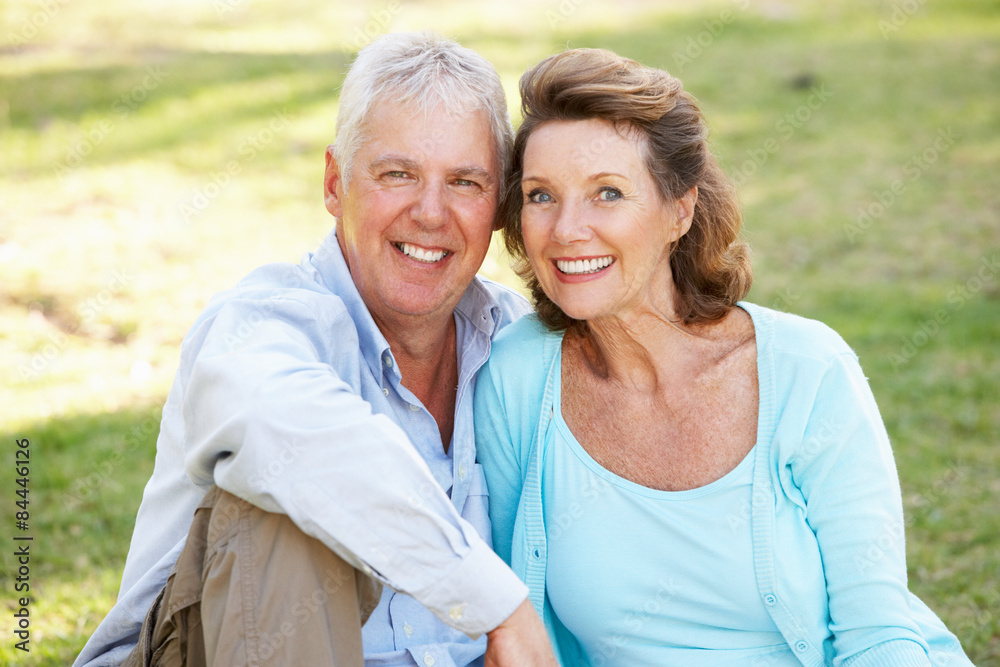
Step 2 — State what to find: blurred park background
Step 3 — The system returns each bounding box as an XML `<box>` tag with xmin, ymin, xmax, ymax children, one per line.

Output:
<box><xmin>1</xmin><ymin>0</ymin><xmax>998</xmax><ymax>663</ymax></box>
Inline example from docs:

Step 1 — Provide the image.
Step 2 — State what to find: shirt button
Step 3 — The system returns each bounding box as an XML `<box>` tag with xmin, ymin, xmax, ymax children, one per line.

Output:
<box><xmin>449</xmin><ymin>604</ymin><xmax>465</xmax><ymax>620</ymax></box>
<box><xmin>402</xmin><ymin>622</ymin><xmax>414</xmax><ymax>637</ymax></box>
<box><xmin>408</xmin><ymin>403</ymin><xmax>420</xmax><ymax>412</ymax></box>
<box><xmin>763</xmin><ymin>594</ymin><xmax>777</xmax><ymax>606</ymax></box>
<box><xmin>458</xmin><ymin>463</ymin><xmax>467</xmax><ymax>480</ymax></box>
<box><xmin>382</xmin><ymin>387</ymin><xmax>389</xmax><ymax>396</ymax></box>
<box><xmin>423</xmin><ymin>652</ymin><xmax>436</xmax><ymax>666</ymax></box>
<box><xmin>383</xmin><ymin>354</ymin><xmax>393</xmax><ymax>368</ymax></box>
<box><xmin>794</xmin><ymin>641</ymin><xmax>809</xmax><ymax>653</ymax></box>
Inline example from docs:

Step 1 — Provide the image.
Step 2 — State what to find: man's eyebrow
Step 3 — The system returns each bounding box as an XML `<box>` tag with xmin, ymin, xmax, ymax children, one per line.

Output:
<box><xmin>368</xmin><ymin>155</ymin><xmax>420</xmax><ymax>172</ymax></box>
<box><xmin>366</xmin><ymin>156</ymin><xmax>494</xmax><ymax>184</ymax></box>
<box><xmin>454</xmin><ymin>166</ymin><xmax>494</xmax><ymax>185</ymax></box>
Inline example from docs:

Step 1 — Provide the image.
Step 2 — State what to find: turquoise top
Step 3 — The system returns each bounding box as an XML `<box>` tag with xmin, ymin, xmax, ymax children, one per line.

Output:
<box><xmin>475</xmin><ymin>302</ymin><xmax>973</xmax><ymax>666</ymax></box>
<box><xmin>544</xmin><ymin>405</ymin><xmax>801</xmax><ymax>666</ymax></box>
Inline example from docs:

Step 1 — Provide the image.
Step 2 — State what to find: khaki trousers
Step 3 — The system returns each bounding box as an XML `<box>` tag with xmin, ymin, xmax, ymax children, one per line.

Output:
<box><xmin>124</xmin><ymin>486</ymin><xmax>383</xmax><ymax>667</ymax></box>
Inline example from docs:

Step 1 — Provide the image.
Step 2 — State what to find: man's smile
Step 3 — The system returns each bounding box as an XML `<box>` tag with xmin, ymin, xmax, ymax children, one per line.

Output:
<box><xmin>395</xmin><ymin>241</ymin><xmax>450</xmax><ymax>264</ymax></box>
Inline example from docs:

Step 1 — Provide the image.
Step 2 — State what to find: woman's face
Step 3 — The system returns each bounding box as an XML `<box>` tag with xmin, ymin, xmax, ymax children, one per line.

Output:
<box><xmin>520</xmin><ymin>118</ymin><xmax>695</xmax><ymax>324</ymax></box>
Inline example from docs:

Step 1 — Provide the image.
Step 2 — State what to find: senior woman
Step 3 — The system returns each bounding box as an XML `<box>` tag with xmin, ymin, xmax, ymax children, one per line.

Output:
<box><xmin>474</xmin><ymin>48</ymin><xmax>971</xmax><ymax>666</ymax></box>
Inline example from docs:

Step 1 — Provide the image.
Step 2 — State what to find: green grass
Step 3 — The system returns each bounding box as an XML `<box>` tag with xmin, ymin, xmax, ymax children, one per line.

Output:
<box><xmin>1</xmin><ymin>0</ymin><xmax>998</xmax><ymax>663</ymax></box>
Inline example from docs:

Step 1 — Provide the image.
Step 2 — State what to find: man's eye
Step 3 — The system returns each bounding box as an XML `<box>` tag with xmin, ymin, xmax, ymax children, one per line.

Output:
<box><xmin>526</xmin><ymin>189</ymin><xmax>552</xmax><ymax>204</ymax></box>
<box><xmin>455</xmin><ymin>179</ymin><xmax>476</xmax><ymax>187</ymax></box>
<box><xmin>597</xmin><ymin>187</ymin><xmax>622</xmax><ymax>202</ymax></box>
<box><xmin>386</xmin><ymin>171</ymin><xmax>408</xmax><ymax>178</ymax></box>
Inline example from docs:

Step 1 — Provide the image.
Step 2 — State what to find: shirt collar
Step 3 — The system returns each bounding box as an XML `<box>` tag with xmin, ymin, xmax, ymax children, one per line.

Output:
<box><xmin>308</xmin><ymin>225</ymin><xmax>503</xmax><ymax>379</ymax></box>
<box><xmin>454</xmin><ymin>274</ymin><xmax>504</xmax><ymax>339</ymax></box>
<box><xmin>310</xmin><ymin>226</ymin><xmax>393</xmax><ymax>381</ymax></box>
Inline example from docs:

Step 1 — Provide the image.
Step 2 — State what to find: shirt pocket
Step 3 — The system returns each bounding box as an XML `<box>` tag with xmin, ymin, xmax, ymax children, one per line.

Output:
<box><xmin>460</xmin><ymin>463</ymin><xmax>492</xmax><ymax>548</ymax></box>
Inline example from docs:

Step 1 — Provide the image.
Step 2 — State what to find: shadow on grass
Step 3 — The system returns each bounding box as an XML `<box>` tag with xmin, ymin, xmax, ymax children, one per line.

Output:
<box><xmin>1</xmin><ymin>402</ymin><xmax>163</xmax><ymax>580</ymax></box>
<box><xmin>1</xmin><ymin>49</ymin><xmax>353</xmax><ymax>177</ymax></box>
<box><xmin>0</xmin><ymin>565</ymin><xmax>124</xmax><ymax>666</ymax></box>
<box><xmin>3</xmin><ymin>48</ymin><xmax>349</xmax><ymax>126</ymax></box>
<box><xmin>3</xmin><ymin>9</ymin><xmax>997</xmax><ymax>184</ymax></box>
<box><xmin>1</xmin><ymin>403</ymin><xmax>166</xmax><ymax>665</ymax></box>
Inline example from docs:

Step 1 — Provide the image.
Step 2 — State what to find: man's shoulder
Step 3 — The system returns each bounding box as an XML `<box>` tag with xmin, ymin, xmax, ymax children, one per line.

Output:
<box><xmin>475</xmin><ymin>275</ymin><xmax>526</xmax><ymax>304</ymax></box>
<box><xmin>471</xmin><ymin>276</ymin><xmax>532</xmax><ymax>330</ymax></box>
<box><xmin>202</xmin><ymin>258</ymin><xmax>350</xmax><ymax>320</ymax></box>
<box><xmin>487</xmin><ymin>313</ymin><xmax>559</xmax><ymax>377</ymax></box>
<box><xmin>230</xmin><ymin>258</ymin><xmax>339</xmax><ymax>305</ymax></box>
<box><xmin>179</xmin><ymin>258</ymin><xmax>362</xmax><ymax>361</ymax></box>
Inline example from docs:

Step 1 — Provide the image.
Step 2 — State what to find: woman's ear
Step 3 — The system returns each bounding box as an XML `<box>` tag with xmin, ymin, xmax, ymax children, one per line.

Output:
<box><xmin>324</xmin><ymin>145</ymin><xmax>344</xmax><ymax>218</ymax></box>
<box><xmin>674</xmin><ymin>186</ymin><xmax>698</xmax><ymax>240</ymax></box>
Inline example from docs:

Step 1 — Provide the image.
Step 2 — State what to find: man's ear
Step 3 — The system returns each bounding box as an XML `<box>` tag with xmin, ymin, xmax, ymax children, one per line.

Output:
<box><xmin>324</xmin><ymin>145</ymin><xmax>344</xmax><ymax>218</ymax></box>
<box><xmin>674</xmin><ymin>186</ymin><xmax>698</xmax><ymax>240</ymax></box>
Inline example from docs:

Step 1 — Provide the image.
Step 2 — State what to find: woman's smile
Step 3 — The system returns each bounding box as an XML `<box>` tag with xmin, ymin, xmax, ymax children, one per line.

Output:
<box><xmin>553</xmin><ymin>256</ymin><xmax>616</xmax><ymax>277</ymax></box>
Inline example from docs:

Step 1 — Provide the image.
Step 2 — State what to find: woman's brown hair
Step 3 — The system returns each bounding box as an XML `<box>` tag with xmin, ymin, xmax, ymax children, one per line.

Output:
<box><xmin>500</xmin><ymin>48</ymin><xmax>752</xmax><ymax>329</ymax></box>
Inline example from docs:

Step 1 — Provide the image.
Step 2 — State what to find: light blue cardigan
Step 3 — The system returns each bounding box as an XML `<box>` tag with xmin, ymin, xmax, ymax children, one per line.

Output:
<box><xmin>474</xmin><ymin>303</ymin><xmax>972</xmax><ymax>666</ymax></box>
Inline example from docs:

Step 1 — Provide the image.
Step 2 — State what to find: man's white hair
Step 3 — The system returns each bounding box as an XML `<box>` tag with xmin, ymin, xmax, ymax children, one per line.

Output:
<box><xmin>333</xmin><ymin>31</ymin><xmax>513</xmax><ymax>188</ymax></box>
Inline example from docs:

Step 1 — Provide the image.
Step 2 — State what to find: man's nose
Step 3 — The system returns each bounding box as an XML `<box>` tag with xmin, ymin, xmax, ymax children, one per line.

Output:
<box><xmin>411</xmin><ymin>181</ymin><xmax>448</xmax><ymax>229</ymax></box>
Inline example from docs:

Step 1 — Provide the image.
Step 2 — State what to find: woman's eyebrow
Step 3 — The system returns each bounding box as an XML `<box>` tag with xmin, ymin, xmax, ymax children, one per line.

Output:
<box><xmin>589</xmin><ymin>171</ymin><xmax>628</xmax><ymax>181</ymax></box>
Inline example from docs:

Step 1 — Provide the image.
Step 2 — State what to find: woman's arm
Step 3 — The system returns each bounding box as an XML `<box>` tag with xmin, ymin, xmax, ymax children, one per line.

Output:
<box><xmin>792</xmin><ymin>352</ymin><xmax>968</xmax><ymax>665</ymax></box>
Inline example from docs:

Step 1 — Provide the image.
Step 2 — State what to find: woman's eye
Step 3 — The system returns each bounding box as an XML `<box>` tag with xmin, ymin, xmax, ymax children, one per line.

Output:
<box><xmin>387</xmin><ymin>171</ymin><xmax>408</xmax><ymax>179</ymax></box>
<box><xmin>597</xmin><ymin>187</ymin><xmax>622</xmax><ymax>202</ymax></box>
<box><xmin>526</xmin><ymin>189</ymin><xmax>552</xmax><ymax>204</ymax></box>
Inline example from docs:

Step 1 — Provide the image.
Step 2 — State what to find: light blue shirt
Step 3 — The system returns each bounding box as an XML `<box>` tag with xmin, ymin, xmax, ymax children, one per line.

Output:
<box><xmin>75</xmin><ymin>227</ymin><xmax>531</xmax><ymax>667</ymax></box>
<box><xmin>543</xmin><ymin>400</ymin><xmax>799</xmax><ymax>666</ymax></box>
<box><xmin>475</xmin><ymin>304</ymin><xmax>973</xmax><ymax>667</ymax></box>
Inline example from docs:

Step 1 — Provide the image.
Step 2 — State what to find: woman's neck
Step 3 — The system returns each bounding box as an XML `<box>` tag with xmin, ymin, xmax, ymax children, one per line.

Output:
<box><xmin>572</xmin><ymin>285</ymin><xmax>700</xmax><ymax>391</ymax></box>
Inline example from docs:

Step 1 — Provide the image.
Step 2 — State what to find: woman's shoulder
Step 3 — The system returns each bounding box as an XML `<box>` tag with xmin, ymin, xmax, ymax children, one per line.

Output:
<box><xmin>480</xmin><ymin>314</ymin><xmax>563</xmax><ymax>410</ymax></box>
<box><xmin>491</xmin><ymin>313</ymin><xmax>564</xmax><ymax>363</ymax></box>
<box><xmin>740</xmin><ymin>301</ymin><xmax>857</xmax><ymax>363</ymax></box>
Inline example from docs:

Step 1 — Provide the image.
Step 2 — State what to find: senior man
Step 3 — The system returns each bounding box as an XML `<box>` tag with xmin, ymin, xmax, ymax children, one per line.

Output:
<box><xmin>75</xmin><ymin>32</ymin><xmax>555</xmax><ymax>667</ymax></box>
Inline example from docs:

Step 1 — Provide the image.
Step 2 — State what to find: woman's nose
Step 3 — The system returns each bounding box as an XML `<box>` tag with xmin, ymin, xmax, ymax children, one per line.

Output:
<box><xmin>550</xmin><ymin>202</ymin><xmax>593</xmax><ymax>245</ymax></box>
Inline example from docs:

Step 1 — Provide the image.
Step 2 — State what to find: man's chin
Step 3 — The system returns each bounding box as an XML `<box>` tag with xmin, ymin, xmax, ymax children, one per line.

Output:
<box><xmin>375</xmin><ymin>289</ymin><xmax>462</xmax><ymax>322</ymax></box>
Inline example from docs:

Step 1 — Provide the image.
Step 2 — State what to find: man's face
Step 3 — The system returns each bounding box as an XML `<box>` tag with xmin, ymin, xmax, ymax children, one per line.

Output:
<box><xmin>325</xmin><ymin>99</ymin><xmax>499</xmax><ymax>330</ymax></box>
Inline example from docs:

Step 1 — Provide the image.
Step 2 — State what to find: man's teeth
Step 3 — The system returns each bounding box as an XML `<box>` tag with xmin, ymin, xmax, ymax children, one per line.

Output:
<box><xmin>556</xmin><ymin>256</ymin><xmax>614</xmax><ymax>275</ymax></box>
<box><xmin>397</xmin><ymin>242</ymin><xmax>447</xmax><ymax>263</ymax></box>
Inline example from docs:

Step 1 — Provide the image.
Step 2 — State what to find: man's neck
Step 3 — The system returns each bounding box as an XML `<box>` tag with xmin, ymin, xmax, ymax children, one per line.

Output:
<box><xmin>379</xmin><ymin>312</ymin><xmax>460</xmax><ymax>453</ymax></box>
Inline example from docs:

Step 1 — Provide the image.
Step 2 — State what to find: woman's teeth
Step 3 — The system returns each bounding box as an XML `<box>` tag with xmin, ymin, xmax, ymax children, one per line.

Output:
<box><xmin>556</xmin><ymin>256</ymin><xmax>614</xmax><ymax>275</ymax></box>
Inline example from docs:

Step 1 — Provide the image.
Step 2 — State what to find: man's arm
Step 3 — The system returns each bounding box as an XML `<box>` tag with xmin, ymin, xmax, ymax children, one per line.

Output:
<box><xmin>181</xmin><ymin>292</ymin><xmax>528</xmax><ymax>637</ymax></box>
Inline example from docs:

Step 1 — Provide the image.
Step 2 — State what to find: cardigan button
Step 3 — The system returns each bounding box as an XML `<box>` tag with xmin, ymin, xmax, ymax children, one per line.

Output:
<box><xmin>531</xmin><ymin>547</ymin><xmax>542</xmax><ymax>559</ymax></box>
<box><xmin>794</xmin><ymin>641</ymin><xmax>809</xmax><ymax>653</ymax></box>
<box><xmin>763</xmin><ymin>594</ymin><xmax>777</xmax><ymax>606</ymax></box>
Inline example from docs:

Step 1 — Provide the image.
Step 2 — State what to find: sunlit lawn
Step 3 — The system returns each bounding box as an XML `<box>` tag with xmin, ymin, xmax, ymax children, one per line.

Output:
<box><xmin>1</xmin><ymin>0</ymin><xmax>998</xmax><ymax>664</ymax></box>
